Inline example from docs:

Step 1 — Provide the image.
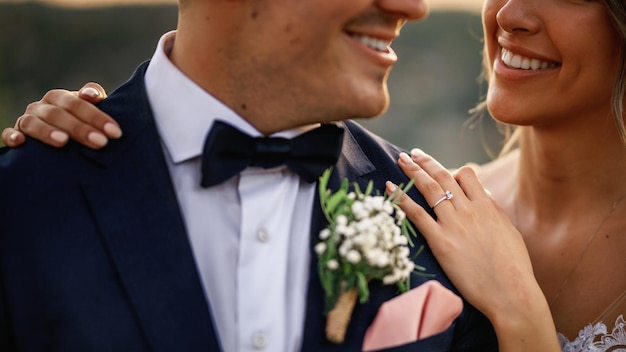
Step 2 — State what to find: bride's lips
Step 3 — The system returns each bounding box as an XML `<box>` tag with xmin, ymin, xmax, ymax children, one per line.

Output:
<box><xmin>493</xmin><ymin>41</ymin><xmax>561</xmax><ymax>81</ymax></box>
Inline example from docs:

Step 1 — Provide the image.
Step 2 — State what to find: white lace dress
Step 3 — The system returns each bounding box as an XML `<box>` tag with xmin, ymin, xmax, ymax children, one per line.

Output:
<box><xmin>559</xmin><ymin>315</ymin><xmax>626</xmax><ymax>352</ymax></box>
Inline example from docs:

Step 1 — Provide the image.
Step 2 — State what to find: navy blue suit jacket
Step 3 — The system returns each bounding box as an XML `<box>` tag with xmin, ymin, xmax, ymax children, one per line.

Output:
<box><xmin>0</xmin><ymin>62</ymin><xmax>497</xmax><ymax>351</ymax></box>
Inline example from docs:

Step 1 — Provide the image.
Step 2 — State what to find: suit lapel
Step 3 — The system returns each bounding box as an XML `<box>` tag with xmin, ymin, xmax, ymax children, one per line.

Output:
<box><xmin>79</xmin><ymin>64</ymin><xmax>220</xmax><ymax>352</ymax></box>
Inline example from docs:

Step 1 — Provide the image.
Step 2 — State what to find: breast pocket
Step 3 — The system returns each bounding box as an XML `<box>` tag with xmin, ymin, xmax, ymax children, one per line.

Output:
<box><xmin>364</xmin><ymin>327</ymin><xmax>454</xmax><ymax>352</ymax></box>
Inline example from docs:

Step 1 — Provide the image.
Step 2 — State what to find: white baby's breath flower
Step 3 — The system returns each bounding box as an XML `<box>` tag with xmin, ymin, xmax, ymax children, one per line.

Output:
<box><xmin>336</xmin><ymin>223</ymin><xmax>357</xmax><ymax>238</ymax></box>
<box><xmin>351</xmin><ymin>201</ymin><xmax>367</xmax><ymax>220</ymax></box>
<box><xmin>361</xmin><ymin>233</ymin><xmax>377</xmax><ymax>250</ymax></box>
<box><xmin>336</xmin><ymin>215</ymin><xmax>348</xmax><ymax>226</ymax></box>
<box><xmin>395</xmin><ymin>209</ymin><xmax>406</xmax><ymax>223</ymax></box>
<box><xmin>346</xmin><ymin>250</ymin><xmax>362</xmax><ymax>264</ymax></box>
<box><xmin>383</xmin><ymin>201</ymin><xmax>394</xmax><ymax>215</ymax></box>
<box><xmin>344</xmin><ymin>225</ymin><xmax>357</xmax><ymax>237</ymax></box>
<box><xmin>397</xmin><ymin>246</ymin><xmax>410</xmax><ymax>259</ymax></box>
<box><xmin>394</xmin><ymin>235</ymin><xmax>408</xmax><ymax>246</ymax></box>
<box><xmin>364</xmin><ymin>248</ymin><xmax>390</xmax><ymax>268</ymax></box>
<box><xmin>375</xmin><ymin>255</ymin><xmax>390</xmax><ymax>268</ymax></box>
<box><xmin>367</xmin><ymin>196</ymin><xmax>385</xmax><ymax>212</ymax></box>
<box><xmin>364</xmin><ymin>248</ymin><xmax>380</xmax><ymax>265</ymax></box>
<box><xmin>319</xmin><ymin>228</ymin><xmax>332</xmax><ymax>240</ymax></box>
<box><xmin>355</xmin><ymin>218</ymin><xmax>373</xmax><ymax>233</ymax></box>
<box><xmin>339</xmin><ymin>241</ymin><xmax>352</xmax><ymax>257</ymax></box>
<box><xmin>327</xmin><ymin>259</ymin><xmax>339</xmax><ymax>270</ymax></box>
<box><xmin>315</xmin><ymin>242</ymin><xmax>327</xmax><ymax>255</ymax></box>
<box><xmin>351</xmin><ymin>233</ymin><xmax>364</xmax><ymax>246</ymax></box>
<box><xmin>382</xmin><ymin>274</ymin><xmax>398</xmax><ymax>285</ymax></box>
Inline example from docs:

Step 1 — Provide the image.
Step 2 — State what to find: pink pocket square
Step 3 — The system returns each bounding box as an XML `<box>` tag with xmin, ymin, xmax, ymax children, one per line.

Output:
<box><xmin>362</xmin><ymin>280</ymin><xmax>463</xmax><ymax>351</ymax></box>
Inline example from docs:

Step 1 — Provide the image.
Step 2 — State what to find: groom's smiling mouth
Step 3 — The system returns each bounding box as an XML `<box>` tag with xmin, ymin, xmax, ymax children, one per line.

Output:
<box><xmin>350</xmin><ymin>33</ymin><xmax>392</xmax><ymax>53</ymax></box>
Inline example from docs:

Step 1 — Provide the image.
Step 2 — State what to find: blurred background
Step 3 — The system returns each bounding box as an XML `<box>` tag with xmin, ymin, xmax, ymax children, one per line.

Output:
<box><xmin>0</xmin><ymin>0</ymin><xmax>503</xmax><ymax>167</ymax></box>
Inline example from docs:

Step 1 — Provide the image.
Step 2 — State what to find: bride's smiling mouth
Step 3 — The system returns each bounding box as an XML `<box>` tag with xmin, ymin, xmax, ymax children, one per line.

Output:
<box><xmin>501</xmin><ymin>48</ymin><xmax>560</xmax><ymax>70</ymax></box>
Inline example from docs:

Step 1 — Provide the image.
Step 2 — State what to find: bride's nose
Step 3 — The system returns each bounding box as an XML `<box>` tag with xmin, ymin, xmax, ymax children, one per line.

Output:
<box><xmin>496</xmin><ymin>0</ymin><xmax>541</xmax><ymax>35</ymax></box>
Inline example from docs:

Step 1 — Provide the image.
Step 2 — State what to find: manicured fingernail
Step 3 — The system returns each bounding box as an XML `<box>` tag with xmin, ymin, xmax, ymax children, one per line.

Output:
<box><xmin>386</xmin><ymin>181</ymin><xmax>398</xmax><ymax>193</ymax></box>
<box><xmin>410</xmin><ymin>148</ymin><xmax>423</xmax><ymax>156</ymax></box>
<box><xmin>9</xmin><ymin>132</ymin><xmax>19</xmax><ymax>142</ymax></box>
<box><xmin>50</xmin><ymin>131</ymin><xmax>69</xmax><ymax>144</ymax></box>
<box><xmin>103</xmin><ymin>123</ymin><xmax>122</xmax><ymax>139</ymax></box>
<box><xmin>88</xmin><ymin>132</ymin><xmax>108</xmax><ymax>147</ymax></box>
<box><xmin>81</xmin><ymin>87</ymin><xmax>100</xmax><ymax>98</ymax></box>
<box><xmin>399</xmin><ymin>152</ymin><xmax>412</xmax><ymax>163</ymax></box>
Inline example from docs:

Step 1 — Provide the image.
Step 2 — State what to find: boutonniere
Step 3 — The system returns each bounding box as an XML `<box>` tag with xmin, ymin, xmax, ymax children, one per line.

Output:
<box><xmin>315</xmin><ymin>168</ymin><xmax>427</xmax><ymax>343</ymax></box>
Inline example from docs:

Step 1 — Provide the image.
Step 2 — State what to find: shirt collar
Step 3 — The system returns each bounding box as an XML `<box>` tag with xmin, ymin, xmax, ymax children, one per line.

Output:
<box><xmin>144</xmin><ymin>31</ymin><xmax>319</xmax><ymax>164</ymax></box>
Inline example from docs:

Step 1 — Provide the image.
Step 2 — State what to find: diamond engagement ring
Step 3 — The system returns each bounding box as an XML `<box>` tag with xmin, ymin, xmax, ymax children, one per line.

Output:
<box><xmin>432</xmin><ymin>190</ymin><xmax>454</xmax><ymax>208</ymax></box>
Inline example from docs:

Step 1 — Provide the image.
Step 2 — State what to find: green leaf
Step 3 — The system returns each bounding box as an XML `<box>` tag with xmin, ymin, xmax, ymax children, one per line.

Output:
<box><xmin>401</xmin><ymin>220</ymin><xmax>415</xmax><ymax>247</ymax></box>
<box><xmin>364</xmin><ymin>180</ymin><xmax>374</xmax><ymax>197</ymax></box>
<box><xmin>318</xmin><ymin>168</ymin><xmax>332</xmax><ymax>196</ymax></box>
<box><xmin>388</xmin><ymin>177</ymin><xmax>415</xmax><ymax>204</ymax></box>
<box><xmin>356</xmin><ymin>272</ymin><xmax>369</xmax><ymax>303</ymax></box>
<box><xmin>325</xmin><ymin>189</ymin><xmax>348</xmax><ymax>217</ymax></box>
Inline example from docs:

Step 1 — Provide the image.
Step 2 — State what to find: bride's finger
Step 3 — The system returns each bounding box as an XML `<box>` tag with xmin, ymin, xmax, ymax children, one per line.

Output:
<box><xmin>412</xmin><ymin>150</ymin><xmax>493</xmax><ymax>207</ymax></box>
<box><xmin>385</xmin><ymin>181</ymin><xmax>441</xmax><ymax>239</ymax></box>
<box><xmin>1</xmin><ymin>127</ymin><xmax>25</xmax><ymax>147</ymax></box>
<box><xmin>453</xmin><ymin>165</ymin><xmax>492</xmax><ymax>201</ymax></box>
<box><xmin>410</xmin><ymin>148</ymin><xmax>459</xmax><ymax>187</ymax></box>
<box><xmin>404</xmin><ymin>150</ymin><xmax>466</xmax><ymax>205</ymax></box>
<box><xmin>397</xmin><ymin>153</ymin><xmax>459</xmax><ymax>211</ymax></box>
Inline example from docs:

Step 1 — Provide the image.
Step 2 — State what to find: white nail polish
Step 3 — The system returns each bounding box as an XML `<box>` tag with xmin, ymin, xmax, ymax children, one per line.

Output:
<box><xmin>50</xmin><ymin>131</ymin><xmax>69</xmax><ymax>144</ymax></box>
<box><xmin>103</xmin><ymin>123</ymin><xmax>122</xmax><ymax>139</ymax></box>
<box><xmin>399</xmin><ymin>153</ymin><xmax>412</xmax><ymax>163</ymax></box>
<box><xmin>81</xmin><ymin>87</ymin><xmax>100</xmax><ymax>98</ymax></box>
<box><xmin>88</xmin><ymin>132</ymin><xmax>108</xmax><ymax>147</ymax></box>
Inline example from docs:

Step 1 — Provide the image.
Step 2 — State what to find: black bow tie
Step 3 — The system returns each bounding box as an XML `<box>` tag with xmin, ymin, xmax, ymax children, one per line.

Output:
<box><xmin>200</xmin><ymin>120</ymin><xmax>344</xmax><ymax>187</ymax></box>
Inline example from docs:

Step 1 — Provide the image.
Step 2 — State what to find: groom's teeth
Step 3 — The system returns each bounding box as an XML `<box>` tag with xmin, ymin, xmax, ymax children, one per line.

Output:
<box><xmin>501</xmin><ymin>48</ymin><xmax>556</xmax><ymax>70</ymax></box>
<box><xmin>352</xmin><ymin>35</ymin><xmax>390</xmax><ymax>52</ymax></box>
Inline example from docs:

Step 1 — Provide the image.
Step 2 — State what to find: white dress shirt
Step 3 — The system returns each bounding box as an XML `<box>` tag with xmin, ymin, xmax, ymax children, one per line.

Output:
<box><xmin>144</xmin><ymin>31</ymin><xmax>316</xmax><ymax>352</ymax></box>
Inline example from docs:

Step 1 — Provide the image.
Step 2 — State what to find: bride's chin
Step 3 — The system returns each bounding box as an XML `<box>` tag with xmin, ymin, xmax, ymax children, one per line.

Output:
<box><xmin>485</xmin><ymin>103</ymin><xmax>527</xmax><ymax>126</ymax></box>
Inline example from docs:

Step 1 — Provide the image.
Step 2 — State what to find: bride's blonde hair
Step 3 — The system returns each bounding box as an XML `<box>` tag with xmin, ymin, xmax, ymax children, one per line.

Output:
<box><xmin>605</xmin><ymin>0</ymin><xmax>626</xmax><ymax>146</ymax></box>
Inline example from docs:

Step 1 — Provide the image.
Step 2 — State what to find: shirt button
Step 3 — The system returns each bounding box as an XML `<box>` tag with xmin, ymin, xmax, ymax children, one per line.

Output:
<box><xmin>257</xmin><ymin>228</ymin><xmax>270</xmax><ymax>243</ymax></box>
<box><xmin>251</xmin><ymin>332</ymin><xmax>268</xmax><ymax>350</ymax></box>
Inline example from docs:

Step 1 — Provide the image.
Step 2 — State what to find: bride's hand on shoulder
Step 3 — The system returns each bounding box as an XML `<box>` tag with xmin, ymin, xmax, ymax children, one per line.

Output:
<box><xmin>389</xmin><ymin>149</ymin><xmax>536</xmax><ymax>316</ymax></box>
<box><xmin>388</xmin><ymin>149</ymin><xmax>560</xmax><ymax>351</ymax></box>
<box><xmin>1</xmin><ymin>82</ymin><xmax>121</xmax><ymax>149</ymax></box>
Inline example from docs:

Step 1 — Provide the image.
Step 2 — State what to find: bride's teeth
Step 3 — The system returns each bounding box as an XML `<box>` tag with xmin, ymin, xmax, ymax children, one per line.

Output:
<box><xmin>530</xmin><ymin>59</ymin><xmax>541</xmax><ymax>70</ymax></box>
<box><xmin>501</xmin><ymin>48</ymin><xmax>554</xmax><ymax>70</ymax></box>
<box><xmin>511</xmin><ymin>54</ymin><xmax>522</xmax><ymax>68</ymax></box>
